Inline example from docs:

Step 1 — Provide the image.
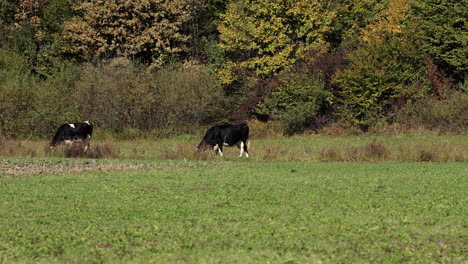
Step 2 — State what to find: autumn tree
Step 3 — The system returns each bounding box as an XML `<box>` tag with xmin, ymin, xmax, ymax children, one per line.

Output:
<box><xmin>326</xmin><ymin>0</ymin><xmax>389</xmax><ymax>49</ymax></box>
<box><xmin>0</xmin><ymin>0</ymin><xmax>73</xmax><ymax>76</ymax></box>
<box><xmin>332</xmin><ymin>0</ymin><xmax>429</xmax><ymax>130</ymax></box>
<box><xmin>63</xmin><ymin>0</ymin><xmax>198</xmax><ymax>66</ymax></box>
<box><xmin>217</xmin><ymin>0</ymin><xmax>334</xmax><ymax>84</ymax></box>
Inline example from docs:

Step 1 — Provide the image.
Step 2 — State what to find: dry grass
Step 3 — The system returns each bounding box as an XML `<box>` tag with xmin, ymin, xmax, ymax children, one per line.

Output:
<box><xmin>159</xmin><ymin>143</ymin><xmax>213</xmax><ymax>160</ymax></box>
<box><xmin>0</xmin><ymin>159</ymin><xmax>212</xmax><ymax>178</ymax></box>
<box><xmin>0</xmin><ymin>135</ymin><xmax>21</xmax><ymax>156</ymax></box>
<box><xmin>46</xmin><ymin>141</ymin><xmax>119</xmax><ymax>159</ymax></box>
<box><xmin>0</xmin><ymin>135</ymin><xmax>39</xmax><ymax>157</ymax></box>
<box><xmin>318</xmin><ymin>142</ymin><xmax>466</xmax><ymax>162</ymax></box>
<box><xmin>0</xmin><ymin>136</ymin><xmax>466</xmax><ymax>163</ymax></box>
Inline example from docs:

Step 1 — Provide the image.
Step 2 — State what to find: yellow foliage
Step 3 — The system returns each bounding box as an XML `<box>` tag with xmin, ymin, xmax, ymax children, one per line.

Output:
<box><xmin>218</xmin><ymin>0</ymin><xmax>334</xmax><ymax>84</ymax></box>
<box><xmin>62</xmin><ymin>0</ymin><xmax>196</xmax><ymax>66</ymax></box>
<box><xmin>361</xmin><ymin>0</ymin><xmax>411</xmax><ymax>43</ymax></box>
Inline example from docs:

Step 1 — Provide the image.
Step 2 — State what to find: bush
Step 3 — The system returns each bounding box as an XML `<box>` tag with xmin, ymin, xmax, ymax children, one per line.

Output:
<box><xmin>72</xmin><ymin>59</ymin><xmax>228</xmax><ymax>137</ymax></box>
<box><xmin>152</xmin><ymin>61</ymin><xmax>228</xmax><ymax>128</ymax></box>
<box><xmin>279</xmin><ymin>102</ymin><xmax>321</xmax><ymax>135</ymax></box>
<box><xmin>395</xmin><ymin>90</ymin><xmax>468</xmax><ymax>133</ymax></box>
<box><xmin>0</xmin><ymin>67</ymin><xmax>36</xmax><ymax>137</ymax></box>
<box><xmin>257</xmin><ymin>72</ymin><xmax>332</xmax><ymax>135</ymax></box>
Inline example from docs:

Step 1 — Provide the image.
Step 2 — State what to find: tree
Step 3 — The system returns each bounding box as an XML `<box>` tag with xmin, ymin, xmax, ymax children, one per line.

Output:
<box><xmin>0</xmin><ymin>0</ymin><xmax>73</xmax><ymax>76</ymax></box>
<box><xmin>332</xmin><ymin>0</ymin><xmax>430</xmax><ymax>130</ymax></box>
<box><xmin>325</xmin><ymin>0</ymin><xmax>390</xmax><ymax>49</ymax></box>
<box><xmin>62</xmin><ymin>0</ymin><xmax>197</xmax><ymax>66</ymax></box>
<box><xmin>217</xmin><ymin>0</ymin><xmax>334</xmax><ymax>84</ymax></box>
<box><xmin>409</xmin><ymin>0</ymin><xmax>467</xmax><ymax>82</ymax></box>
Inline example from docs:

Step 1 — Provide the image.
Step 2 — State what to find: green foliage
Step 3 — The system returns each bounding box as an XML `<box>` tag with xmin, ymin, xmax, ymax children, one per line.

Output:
<box><xmin>326</xmin><ymin>0</ymin><xmax>390</xmax><ymax>48</ymax></box>
<box><xmin>395</xmin><ymin>90</ymin><xmax>468</xmax><ymax>133</ymax></box>
<box><xmin>333</xmin><ymin>0</ymin><xmax>430</xmax><ymax>130</ymax></box>
<box><xmin>0</xmin><ymin>0</ymin><xmax>466</xmax><ymax>135</ymax></box>
<box><xmin>0</xmin><ymin>0</ymin><xmax>73</xmax><ymax>76</ymax></box>
<box><xmin>185</xmin><ymin>0</ymin><xmax>229</xmax><ymax>64</ymax></box>
<box><xmin>0</xmin><ymin>50</ymin><xmax>34</xmax><ymax>137</ymax></box>
<box><xmin>151</xmin><ymin>62</ymin><xmax>228</xmax><ymax>128</ymax></box>
<box><xmin>218</xmin><ymin>0</ymin><xmax>334</xmax><ymax>83</ymax></box>
<box><xmin>409</xmin><ymin>0</ymin><xmax>467</xmax><ymax>82</ymax></box>
<box><xmin>73</xmin><ymin>59</ymin><xmax>227</xmax><ymax>135</ymax></box>
<box><xmin>0</xmin><ymin>51</ymin><xmax>81</xmax><ymax>137</ymax></box>
<box><xmin>257</xmin><ymin>72</ymin><xmax>332</xmax><ymax>134</ymax></box>
<box><xmin>31</xmin><ymin>62</ymin><xmax>82</xmax><ymax>136</ymax></box>
<box><xmin>332</xmin><ymin>39</ymin><xmax>429</xmax><ymax>129</ymax></box>
<box><xmin>41</xmin><ymin>0</ymin><xmax>73</xmax><ymax>38</ymax></box>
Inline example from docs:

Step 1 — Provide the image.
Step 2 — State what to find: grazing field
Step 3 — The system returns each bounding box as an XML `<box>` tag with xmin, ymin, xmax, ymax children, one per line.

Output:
<box><xmin>0</xmin><ymin>158</ymin><xmax>466</xmax><ymax>263</ymax></box>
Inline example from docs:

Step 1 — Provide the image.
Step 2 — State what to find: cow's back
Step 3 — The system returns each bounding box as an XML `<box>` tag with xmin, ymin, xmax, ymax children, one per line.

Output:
<box><xmin>50</xmin><ymin>122</ymin><xmax>93</xmax><ymax>146</ymax></box>
<box><xmin>221</xmin><ymin>123</ymin><xmax>249</xmax><ymax>145</ymax></box>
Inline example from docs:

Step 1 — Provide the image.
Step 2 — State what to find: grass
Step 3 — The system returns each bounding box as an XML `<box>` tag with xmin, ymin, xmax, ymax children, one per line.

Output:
<box><xmin>0</xmin><ymin>159</ymin><xmax>466</xmax><ymax>263</ymax></box>
<box><xmin>1</xmin><ymin>134</ymin><xmax>467</xmax><ymax>162</ymax></box>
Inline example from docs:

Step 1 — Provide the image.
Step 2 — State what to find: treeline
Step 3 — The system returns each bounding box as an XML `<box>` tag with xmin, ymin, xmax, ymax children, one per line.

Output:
<box><xmin>0</xmin><ymin>0</ymin><xmax>466</xmax><ymax>138</ymax></box>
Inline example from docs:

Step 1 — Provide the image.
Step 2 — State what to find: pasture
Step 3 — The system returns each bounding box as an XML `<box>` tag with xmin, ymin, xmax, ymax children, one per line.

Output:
<box><xmin>0</xmin><ymin>135</ymin><xmax>467</xmax><ymax>263</ymax></box>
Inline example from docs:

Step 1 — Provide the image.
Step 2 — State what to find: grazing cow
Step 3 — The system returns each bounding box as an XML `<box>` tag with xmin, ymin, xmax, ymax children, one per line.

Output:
<box><xmin>197</xmin><ymin>123</ymin><xmax>249</xmax><ymax>157</ymax></box>
<box><xmin>50</xmin><ymin>121</ymin><xmax>93</xmax><ymax>151</ymax></box>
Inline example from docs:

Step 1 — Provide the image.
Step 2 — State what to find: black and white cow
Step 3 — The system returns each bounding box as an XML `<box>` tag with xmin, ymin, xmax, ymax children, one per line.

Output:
<box><xmin>50</xmin><ymin>121</ymin><xmax>93</xmax><ymax>151</ymax></box>
<box><xmin>197</xmin><ymin>123</ymin><xmax>249</xmax><ymax>157</ymax></box>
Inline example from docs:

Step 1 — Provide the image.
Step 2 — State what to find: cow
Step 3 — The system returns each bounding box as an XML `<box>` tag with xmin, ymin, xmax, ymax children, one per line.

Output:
<box><xmin>50</xmin><ymin>121</ymin><xmax>93</xmax><ymax>151</ymax></box>
<box><xmin>197</xmin><ymin>123</ymin><xmax>250</xmax><ymax>157</ymax></box>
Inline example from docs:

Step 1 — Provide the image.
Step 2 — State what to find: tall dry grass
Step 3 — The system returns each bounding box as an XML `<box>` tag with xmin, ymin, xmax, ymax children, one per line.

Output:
<box><xmin>158</xmin><ymin>143</ymin><xmax>213</xmax><ymax>160</ymax></box>
<box><xmin>0</xmin><ymin>136</ymin><xmax>466</xmax><ymax>163</ymax></box>
<box><xmin>0</xmin><ymin>135</ymin><xmax>39</xmax><ymax>157</ymax></box>
<box><xmin>45</xmin><ymin>142</ymin><xmax>119</xmax><ymax>159</ymax></box>
<box><xmin>317</xmin><ymin>142</ymin><xmax>466</xmax><ymax>162</ymax></box>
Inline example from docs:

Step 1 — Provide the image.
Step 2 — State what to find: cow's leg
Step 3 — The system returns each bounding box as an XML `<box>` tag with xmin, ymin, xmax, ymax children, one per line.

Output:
<box><xmin>217</xmin><ymin>142</ymin><xmax>224</xmax><ymax>156</ymax></box>
<box><xmin>239</xmin><ymin>141</ymin><xmax>244</xmax><ymax>157</ymax></box>
<box><xmin>244</xmin><ymin>140</ymin><xmax>249</xmax><ymax>158</ymax></box>
<box><xmin>213</xmin><ymin>144</ymin><xmax>223</xmax><ymax>156</ymax></box>
<box><xmin>83</xmin><ymin>139</ymin><xmax>89</xmax><ymax>152</ymax></box>
<box><xmin>84</xmin><ymin>135</ymin><xmax>91</xmax><ymax>152</ymax></box>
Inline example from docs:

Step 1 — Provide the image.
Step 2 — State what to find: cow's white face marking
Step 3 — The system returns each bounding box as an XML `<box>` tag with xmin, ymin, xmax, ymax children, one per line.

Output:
<box><xmin>83</xmin><ymin>121</ymin><xmax>90</xmax><ymax>125</ymax></box>
<box><xmin>64</xmin><ymin>140</ymin><xmax>73</xmax><ymax>145</ymax></box>
<box><xmin>69</xmin><ymin>124</ymin><xmax>75</xmax><ymax>129</ymax></box>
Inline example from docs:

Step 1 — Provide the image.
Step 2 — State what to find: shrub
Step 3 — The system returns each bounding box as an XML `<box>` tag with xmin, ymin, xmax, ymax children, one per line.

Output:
<box><xmin>257</xmin><ymin>72</ymin><xmax>332</xmax><ymax>135</ymax></box>
<box><xmin>279</xmin><ymin>102</ymin><xmax>322</xmax><ymax>136</ymax></box>
<box><xmin>152</xmin><ymin>61</ymin><xmax>228</xmax><ymax>128</ymax></box>
<box><xmin>72</xmin><ymin>60</ymin><xmax>227</xmax><ymax>137</ymax></box>
<box><xmin>395</xmin><ymin>90</ymin><xmax>468</xmax><ymax>133</ymax></box>
<box><xmin>0</xmin><ymin>70</ymin><xmax>36</xmax><ymax>137</ymax></box>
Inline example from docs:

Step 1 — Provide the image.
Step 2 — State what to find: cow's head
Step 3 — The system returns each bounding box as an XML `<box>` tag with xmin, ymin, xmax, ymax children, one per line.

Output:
<box><xmin>196</xmin><ymin>140</ymin><xmax>215</xmax><ymax>151</ymax></box>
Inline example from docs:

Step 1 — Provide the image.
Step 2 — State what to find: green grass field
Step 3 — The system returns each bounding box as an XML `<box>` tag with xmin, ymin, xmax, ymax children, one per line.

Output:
<box><xmin>0</xmin><ymin>157</ymin><xmax>466</xmax><ymax>263</ymax></box>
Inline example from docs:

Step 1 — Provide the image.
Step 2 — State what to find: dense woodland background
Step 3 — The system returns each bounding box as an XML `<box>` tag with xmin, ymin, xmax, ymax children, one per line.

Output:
<box><xmin>0</xmin><ymin>0</ymin><xmax>466</xmax><ymax>138</ymax></box>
